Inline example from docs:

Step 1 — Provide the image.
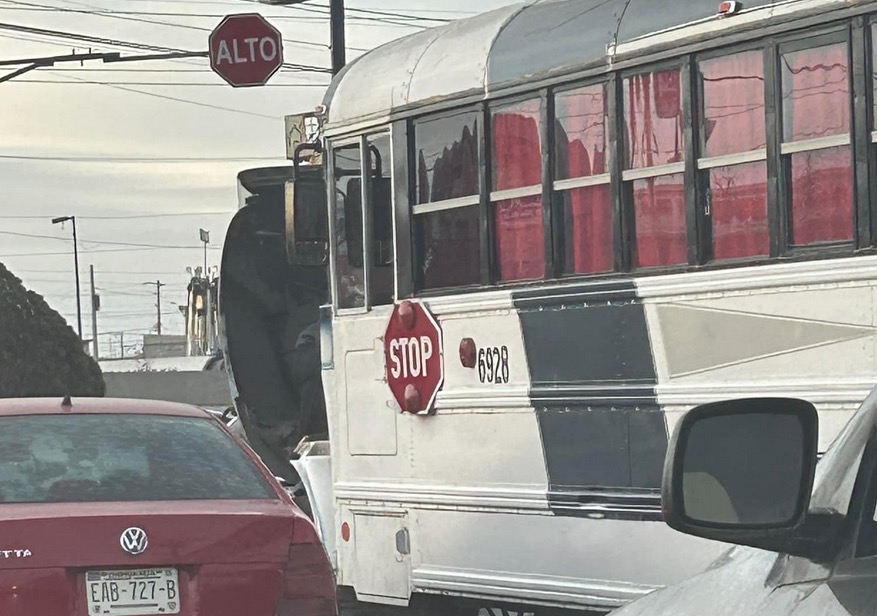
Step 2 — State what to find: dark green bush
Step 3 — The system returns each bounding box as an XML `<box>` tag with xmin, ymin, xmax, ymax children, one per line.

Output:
<box><xmin>0</xmin><ymin>262</ymin><xmax>105</xmax><ymax>397</ymax></box>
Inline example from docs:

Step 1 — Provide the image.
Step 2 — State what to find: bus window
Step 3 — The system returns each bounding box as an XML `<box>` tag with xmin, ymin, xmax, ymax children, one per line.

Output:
<box><xmin>699</xmin><ymin>50</ymin><xmax>769</xmax><ymax>261</ymax></box>
<box><xmin>367</xmin><ymin>133</ymin><xmax>395</xmax><ymax>306</ymax></box>
<box><xmin>780</xmin><ymin>40</ymin><xmax>853</xmax><ymax>246</ymax></box>
<box><xmin>554</xmin><ymin>82</ymin><xmax>613</xmax><ymax>275</ymax></box>
<box><xmin>333</xmin><ymin>143</ymin><xmax>365</xmax><ymax>309</ymax></box>
<box><xmin>624</xmin><ymin>68</ymin><xmax>688</xmax><ymax>269</ymax></box>
<box><xmin>412</xmin><ymin>109</ymin><xmax>482</xmax><ymax>290</ymax></box>
<box><xmin>491</xmin><ymin>97</ymin><xmax>545</xmax><ymax>281</ymax></box>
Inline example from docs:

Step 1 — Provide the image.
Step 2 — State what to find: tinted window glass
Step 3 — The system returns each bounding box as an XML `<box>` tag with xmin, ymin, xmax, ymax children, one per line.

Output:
<box><xmin>416</xmin><ymin>206</ymin><xmax>481</xmax><ymax>289</ymax></box>
<box><xmin>555</xmin><ymin>83</ymin><xmax>609</xmax><ymax>180</ymax></box>
<box><xmin>0</xmin><ymin>414</ymin><xmax>275</xmax><ymax>504</ymax></box>
<box><xmin>710</xmin><ymin>162</ymin><xmax>769</xmax><ymax>260</ymax></box>
<box><xmin>561</xmin><ymin>185</ymin><xmax>613</xmax><ymax>275</ymax></box>
<box><xmin>781</xmin><ymin>42</ymin><xmax>850</xmax><ymax>142</ymax></box>
<box><xmin>790</xmin><ymin>146</ymin><xmax>853</xmax><ymax>244</ymax></box>
<box><xmin>414</xmin><ymin>110</ymin><xmax>480</xmax><ymax>203</ymax></box>
<box><xmin>367</xmin><ymin>133</ymin><xmax>395</xmax><ymax>306</ymax></box>
<box><xmin>625</xmin><ymin>68</ymin><xmax>685</xmax><ymax>169</ymax></box>
<box><xmin>494</xmin><ymin>195</ymin><xmax>545</xmax><ymax>281</ymax></box>
<box><xmin>632</xmin><ymin>173</ymin><xmax>687</xmax><ymax>268</ymax></box>
<box><xmin>334</xmin><ymin>143</ymin><xmax>365</xmax><ymax>308</ymax></box>
<box><xmin>701</xmin><ymin>50</ymin><xmax>766</xmax><ymax>158</ymax></box>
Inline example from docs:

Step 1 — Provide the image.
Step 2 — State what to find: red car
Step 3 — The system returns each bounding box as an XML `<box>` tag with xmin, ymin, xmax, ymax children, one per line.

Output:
<box><xmin>0</xmin><ymin>397</ymin><xmax>337</xmax><ymax>616</ymax></box>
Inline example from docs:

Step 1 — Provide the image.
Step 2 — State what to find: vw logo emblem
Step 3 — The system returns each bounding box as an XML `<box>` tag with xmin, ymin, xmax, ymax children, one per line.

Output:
<box><xmin>120</xmin><ymin>527</ymin><xmax>149</xmax><ymax>556</ymax></box>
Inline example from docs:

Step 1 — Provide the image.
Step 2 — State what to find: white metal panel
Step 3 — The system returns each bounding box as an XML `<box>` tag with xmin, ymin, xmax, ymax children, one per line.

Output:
<box><xmin>324</xmin><ymin>5</ymin><xmax>521</xmax><ymax>127</ymax></box>
<box><xmin>326</xmin><ymin>27</ymin><xmax>442</xmax><ymax>127</ymax></box>
<box><xmin>345</xmin><ymin>348</ymin><xmax>398</xmax><ymax>455</ymax></box>
<box><xmin>352</xmin><ymin>513</ymin><xmax>410</xmax><ymax>601</ymax></box>
<box><xmin>437</xmin><ymin>303</ymin><xmax>532</xmax><ymax>410</ymax></box>
<box><xmin>408</xmin><ymin>509</ymin><xmax>728</xmax><ymax>609</ymax></box>
<box><xmin>406</xmin><ymin>4</ymin><xmax>522</xmax><ymax>104</ymax></box>
<box><xmin>291</xmin><ymin>451</ymin><xmax>337</xmax><ymax>569</ymax></box>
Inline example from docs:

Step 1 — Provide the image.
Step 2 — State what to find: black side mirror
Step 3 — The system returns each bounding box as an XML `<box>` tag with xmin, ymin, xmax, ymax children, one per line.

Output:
<box><xmin>663</xmin><ymin>398</ymin><xmax>819</xmax><ymax>548</ymax></box>
<box><xmin>286</xmin><ymin>169</ymin><xmax>329</xmax><ymax>267</ymax></box>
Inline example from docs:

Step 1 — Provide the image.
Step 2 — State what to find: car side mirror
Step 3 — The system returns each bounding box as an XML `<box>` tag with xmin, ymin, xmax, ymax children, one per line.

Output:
<box><xmin>663</xmin><ymin>398</ymin><xmax>819</xmax><ymax>548</ymax></box>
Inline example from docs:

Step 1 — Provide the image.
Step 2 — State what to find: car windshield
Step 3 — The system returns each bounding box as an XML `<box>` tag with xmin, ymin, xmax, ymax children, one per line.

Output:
<box><xmin>0</xmin><ymin>413</ymin><xmax>276</xmax><ymax>504</ymax></box>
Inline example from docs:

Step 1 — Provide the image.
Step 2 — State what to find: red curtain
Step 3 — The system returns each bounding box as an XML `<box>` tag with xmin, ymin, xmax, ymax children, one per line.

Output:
<box><xmin>492</xmin><ymin>103</ymin><xmax>545</xmax><ymax>281</ymax></box>
<box><xmin>710</xmin><ymin>163</ymin><xmax>769</xmax><ymax>260</ymax></box>
<box><xmin>633</xmin><ymin>174</ymin><xmax>687</xmax><ymax>268</ymax></box>
<box><xmin>790</xmin><ymin>147</ymin><xmax>854</xmax><ymax>245</ymax></box>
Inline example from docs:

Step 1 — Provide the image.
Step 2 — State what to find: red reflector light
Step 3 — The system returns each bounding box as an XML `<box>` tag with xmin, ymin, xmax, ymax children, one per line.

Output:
<box><xmin>718</xmin><ymin>1</ymin><xmax>740</xmax><ymax>16</ymax></box>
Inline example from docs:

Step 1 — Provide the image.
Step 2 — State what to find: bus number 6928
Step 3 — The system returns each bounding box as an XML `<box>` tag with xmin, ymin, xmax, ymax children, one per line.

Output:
<box><xmin>478</xmin><ymin>346</ymin><xmax>510</xmax><ymax>384</ymax></box>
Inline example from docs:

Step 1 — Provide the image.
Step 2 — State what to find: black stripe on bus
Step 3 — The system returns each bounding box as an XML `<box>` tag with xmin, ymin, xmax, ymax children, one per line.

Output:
<box><xmin>548</xmin><ymin>488</ymin><xmax>664</xmax><ymax>522</ymax></box>
<box><xmin>512</xmin><ymin>280</ymin><xmax>666</xmax><ymax>519</ymax></box>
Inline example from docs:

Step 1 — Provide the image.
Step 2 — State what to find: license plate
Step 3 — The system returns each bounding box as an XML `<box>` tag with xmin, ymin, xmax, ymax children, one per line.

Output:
<box><xmin>85</xmin><ymin>568</ymin><xmax>180</xmax><ymax>615</ymax></box>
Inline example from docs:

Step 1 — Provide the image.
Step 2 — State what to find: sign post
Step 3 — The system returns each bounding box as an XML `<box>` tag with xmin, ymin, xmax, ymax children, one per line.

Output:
<box><xmin>384</xmin><ymin>301</ymin><xmax>444</xmax><ymax>415</ymax></box>
<box><xmin>209</xmin><ymin>14</ymin><xmax>283</xmax><ymax>88</ymax></box>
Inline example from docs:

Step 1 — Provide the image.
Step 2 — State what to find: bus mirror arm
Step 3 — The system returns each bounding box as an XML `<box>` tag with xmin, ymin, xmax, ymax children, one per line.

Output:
<box><xmin>293</xmin><ymin>142</ymin><xmax>323</xmax><ymax>173</ymax></box>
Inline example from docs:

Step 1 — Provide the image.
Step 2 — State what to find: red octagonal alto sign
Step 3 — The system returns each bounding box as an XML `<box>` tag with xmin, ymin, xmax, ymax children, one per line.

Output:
<box><xmin>385</xmin><ymin>301</ymin><xmax>444</xmax><ymax>415</ymax></box>
<box><xmin>209</xmin><ymin>13</ymin><xmax>284</xmax><ymax>88</ymax></box>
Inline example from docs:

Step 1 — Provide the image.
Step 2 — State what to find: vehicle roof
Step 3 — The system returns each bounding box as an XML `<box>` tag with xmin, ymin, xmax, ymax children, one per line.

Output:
<box><xmin>0</xmin><ymin>397</ymin><xmax>212</xmax><ymax>418</ymax></box>
<box><xmin>322</xmin><ymin>0</ymin><xmax>854</xmax><ymax>131</ymax></box>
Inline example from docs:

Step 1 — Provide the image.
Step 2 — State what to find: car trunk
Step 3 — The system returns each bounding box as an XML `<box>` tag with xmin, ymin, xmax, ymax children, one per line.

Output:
<box><xmin>0</xmin><ymin>500</ymin><xmax>296</xmax><ymax>616</ymax></box>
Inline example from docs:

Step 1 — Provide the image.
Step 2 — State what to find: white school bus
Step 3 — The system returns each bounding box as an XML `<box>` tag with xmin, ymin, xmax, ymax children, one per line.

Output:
<box><xmin>220</xmin><ymin>0</ymin><xmax>877</xmax><ymax>613</ymax></box>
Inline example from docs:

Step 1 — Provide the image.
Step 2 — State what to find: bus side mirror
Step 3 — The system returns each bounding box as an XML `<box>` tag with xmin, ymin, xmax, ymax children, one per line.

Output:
<box><xmin>286</xmin><ymin>175</ymin><xmax>329</xmax><ymax>267</ymax></box>
<box><xmin>663</xmin><ymin>398</ymin><xmax>819</xmax><ymax>550</ymax></box>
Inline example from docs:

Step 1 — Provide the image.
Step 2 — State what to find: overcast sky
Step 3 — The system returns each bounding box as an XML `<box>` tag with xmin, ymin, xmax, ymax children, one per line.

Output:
<box><xmin>0</xmin><ymin>0</ymin><xmax>515</xmax><ymax>358</ymax></box>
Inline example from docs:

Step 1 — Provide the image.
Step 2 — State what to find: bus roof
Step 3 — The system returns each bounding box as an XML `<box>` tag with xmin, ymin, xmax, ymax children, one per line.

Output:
<box><xmin>323</xmin><ymin>0</ymin><xmax>850</xmax><ymax>132</ymax></box>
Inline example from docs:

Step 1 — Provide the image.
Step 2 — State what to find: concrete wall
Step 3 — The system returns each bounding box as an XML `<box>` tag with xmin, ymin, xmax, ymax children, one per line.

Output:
<box><xmin>103</xmin><ymin>370</ymin><xmax>232</xmax><ymax>409</ymax></box>
<box><xmin>142</xmin><ymin>335</ymin><xmax>188</xmax><ymax>359</ymax></box>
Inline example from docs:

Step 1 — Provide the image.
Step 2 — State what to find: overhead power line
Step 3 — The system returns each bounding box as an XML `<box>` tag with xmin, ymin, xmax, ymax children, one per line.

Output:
<box><xmin>0</xmin><ymin>212</ymin><xmax>234</xmax><ymax>219</ymax></box>
<box><xmin>0</xmin><ymin>21</ymin><xmax>332</xmax><ymax>72</ymax></box>
<box><xmin>0</xmin><ymin>229</ymin><xmax>224</xmax><ymax>250</ymax></box>
<box><xmin>0</xmin><ymin>153</ymin><xmax>283</xmax><ymax>162</ymax></box>
<box><xmin>0</xmin><ymin>2</ymin><xmax>439</xmax><ymax>29</ymax></box>
<box><xmin>0</xmin><ymin>246</ymin><xmax>221</xmax><ymax>258</ymax></box>
<box><xmin>11</xmin><ymin>77</ymin><xmax>328</xmax><ymax>87</ymax></box>
<box><xmin>0</xmin><ymin>1</ymin><xmax>334</xmax><ymax>50</ymax></box>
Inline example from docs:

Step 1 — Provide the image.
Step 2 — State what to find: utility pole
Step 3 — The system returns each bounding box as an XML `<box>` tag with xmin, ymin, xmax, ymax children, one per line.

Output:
<box><xmin>143</xmin><ymin>280</ymin><xmax>166</xmax><ymax>335</ymax></box>
<box><xmin>156</xmin><ymin>280</ymin><xmax>162</xmax><ymax>336</ymax></box>
<box><xmin>52</xmin><ymin>216</ymin><xmax>82</xmax><ymax>339</ymax></box>
<box><xmin>89</xmin><ymin>265</ymin><xmax>99</xmax><ymax>360</ymax></box>
<box><xmin>330</xmin><ymin>0</ymin><xmax>346</xmax><ymax>75</ymax></box>
<box><xmin>258</xmin><ymin>0</ymin><xmax>346</xmax><ymax>74</ymax></box>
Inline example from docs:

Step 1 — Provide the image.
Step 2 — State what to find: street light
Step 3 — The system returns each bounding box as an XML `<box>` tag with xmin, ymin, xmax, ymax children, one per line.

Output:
<box><xmin>52</xmin><ymin>215</ymin><xmax>83</xmax><ymax>340</ymax></box>
<box><xmin>257</xmin><ymin>0</ymin><xmax>345</xmax><ymax>75</ymax></box>
<box><xmin>199</xmin><ymin>228</ymin><xmax>210</xmax><ymax>275</ymax></box>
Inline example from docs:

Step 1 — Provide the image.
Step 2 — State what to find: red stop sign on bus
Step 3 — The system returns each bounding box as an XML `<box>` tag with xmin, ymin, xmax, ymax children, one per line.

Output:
<box><xmin>385</xmin><ymin>301</ymin><xmax>444</xmax><ymax>414</ymax></box>
<box><xmin>209</xmin><ymin>13</ymin><xmax>283</xmax><ymax>88</ymax></box>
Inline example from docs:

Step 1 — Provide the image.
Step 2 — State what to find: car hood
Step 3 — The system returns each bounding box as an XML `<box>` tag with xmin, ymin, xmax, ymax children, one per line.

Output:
<box><xmin>610</xmin><ymin>546</ymin><xmax>847</xmax><ymax>616</ymax></box>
